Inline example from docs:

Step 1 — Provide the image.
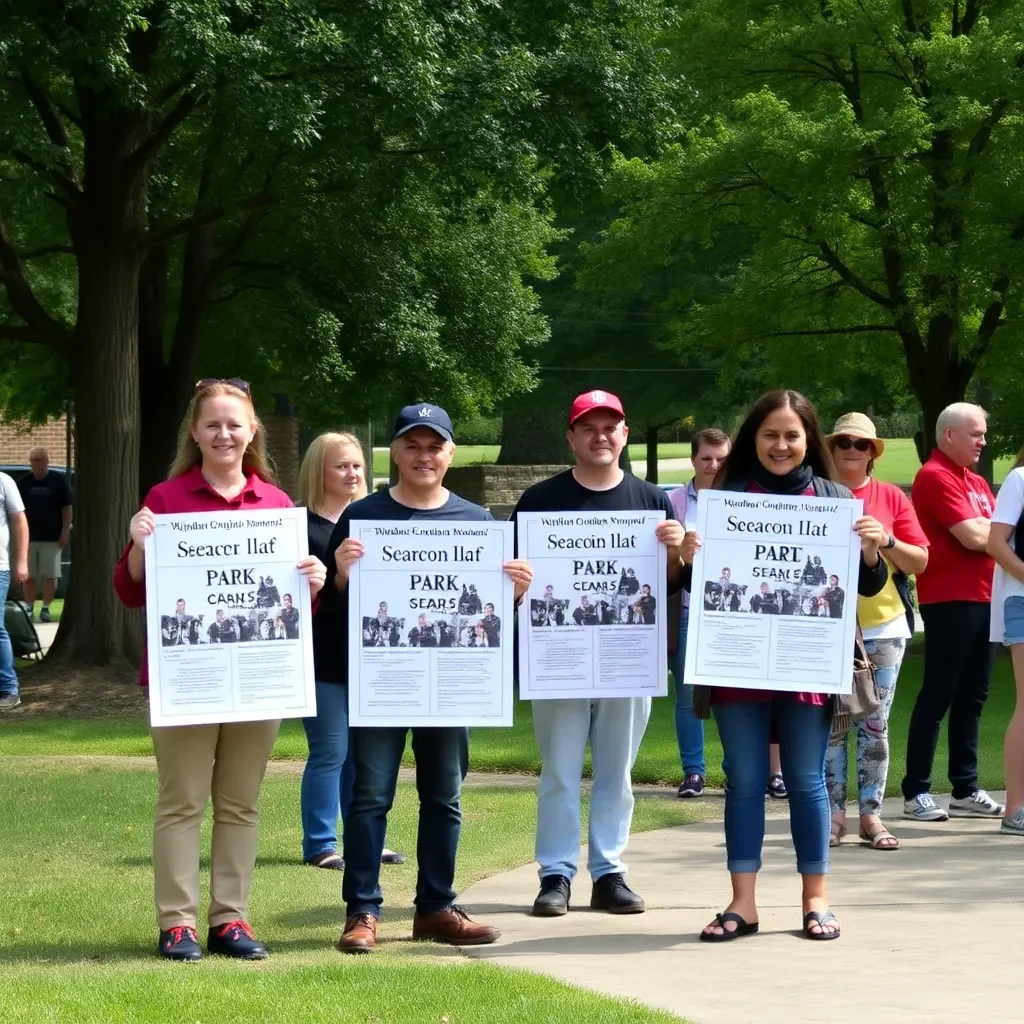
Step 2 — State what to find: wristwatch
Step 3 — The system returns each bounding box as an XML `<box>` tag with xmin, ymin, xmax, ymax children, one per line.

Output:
<box><xmin>884</xmin><ymin>533</ymin><xmax>897</xmax><ymax>550</ymax></box>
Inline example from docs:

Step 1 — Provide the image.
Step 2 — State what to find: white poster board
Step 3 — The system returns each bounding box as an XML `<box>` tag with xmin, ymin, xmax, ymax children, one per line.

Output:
<box><xmin>516</xmin><ymin>511</ymin><xmax>668</xmax><ymax>700</ymax></box>
<box><xmin>683</xmin><ymin>492</ymin><xmax>863</xmax><ymax>694</ymax></box>
<box><xmin>144</xmin><ymin>508</ymin><xmax>316</xmax><ymax>727</ymax></box>
<box><xmin>347</xmin><ymin>519</ymin><xmax>515</xmax><ymax>727</ymax></box>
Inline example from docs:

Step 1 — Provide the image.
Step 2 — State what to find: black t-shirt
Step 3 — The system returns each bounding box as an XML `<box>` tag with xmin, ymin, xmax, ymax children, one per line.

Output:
<box><xmin>18</xmin><ymin>470</ymin><xmax>73</xmax><ymax>542</ymax></box>
<box><xmin>306</xmin><ymin>510</ymin><xmax>336</xmax><ymax>565</ymax></box>
<box><xmin>511</xmin><ymin>469</ymin><xmax>677</xmax><ymax>523</ymax></box>
<box><xmin>313</xmin><ymin>488</ymin><xmax>494</xmax><ymax>684</ymax></box>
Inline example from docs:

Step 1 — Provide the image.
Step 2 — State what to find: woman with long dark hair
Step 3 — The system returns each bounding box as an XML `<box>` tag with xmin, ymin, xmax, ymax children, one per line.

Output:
<box><xmin>682</xmin><ymin>390</ymin><xmax>888</xmax><ymax>942</ymax></box>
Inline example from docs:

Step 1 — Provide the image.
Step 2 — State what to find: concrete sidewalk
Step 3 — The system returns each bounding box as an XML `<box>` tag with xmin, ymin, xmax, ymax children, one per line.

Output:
<box><xmin>461</xmin><ymin>792</ymin><xmax>1023</xmax><ymax>1024</ymax></box>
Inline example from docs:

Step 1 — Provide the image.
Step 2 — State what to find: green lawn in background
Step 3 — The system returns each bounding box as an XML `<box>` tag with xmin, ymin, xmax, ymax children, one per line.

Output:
<box><xmin>0</xmin><ymin>759</ymin><xmax>690</xmax><ymax>1024</ymax></box>
<box><xmin>3</xmin><ymin>641</ymin><xmax>1013</xmax><ymax>795</ymax></box>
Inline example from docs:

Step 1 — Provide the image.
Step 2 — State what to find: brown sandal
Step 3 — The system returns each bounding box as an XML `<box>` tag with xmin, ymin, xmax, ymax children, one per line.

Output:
<box><xmin>859</xmin><ymin>821</ymin><xmax>898</xmax><ymax>850</ymax></box>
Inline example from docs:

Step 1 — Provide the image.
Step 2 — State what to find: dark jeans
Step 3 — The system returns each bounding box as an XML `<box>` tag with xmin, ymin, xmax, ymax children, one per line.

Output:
<box><xmin>901</xmin><ymin>601</ymin><xmax>995</xmax><ymax>800</ymax></box>
<box><xmin>342</xmin><ymin>726</ymin><xmax>468</xmax><ymax>918</ymax></box>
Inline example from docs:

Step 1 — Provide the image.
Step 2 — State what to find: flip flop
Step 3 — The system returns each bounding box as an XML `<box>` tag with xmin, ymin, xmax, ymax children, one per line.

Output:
<box><xmin>803</xmin><ymin>910</ymin><xmax>841</xmax><ymax>941</ymax></box>
<box><xmin>829</xmin><ymin>821</ymin><xmax>846</xmax><ymax>848</ymax></box>
<box><xmin>700</xmin><ymin>911</ymin><xmax>759</xmax><ymax>943</ymax></box>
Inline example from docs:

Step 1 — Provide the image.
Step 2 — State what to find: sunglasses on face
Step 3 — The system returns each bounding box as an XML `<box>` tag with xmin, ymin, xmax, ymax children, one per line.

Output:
<box><xmin>195</xmin><ymin>377</ymin><xmax>251</xmax><ymax>396</ymax></box>
<box><xmin>834</xmin><ymin>436</ymin><xmax>873</xmax><ymax>452</ymax></box>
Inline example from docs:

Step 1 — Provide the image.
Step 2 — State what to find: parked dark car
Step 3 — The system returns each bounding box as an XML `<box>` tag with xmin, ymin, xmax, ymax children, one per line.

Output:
<box><xmin>0</xmin><ymin>463</ymin><xmax>75</xmax><ymax>596</ymax></box>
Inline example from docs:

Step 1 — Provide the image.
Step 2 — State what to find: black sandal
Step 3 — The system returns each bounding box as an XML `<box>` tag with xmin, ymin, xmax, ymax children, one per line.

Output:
<box><xmin>699</xmin><ymin>911</ymin><xmax>759</xmax><ymax>943</ymax></box>
<box><xmin>803</xmin><ymin>910</ymin><xmax>840</xmax><ymax>941</ymax></box>
<box><xmin>305</xmin><ymin>851</ymin><xmax>344</xmax><ymax>871</ymax></box>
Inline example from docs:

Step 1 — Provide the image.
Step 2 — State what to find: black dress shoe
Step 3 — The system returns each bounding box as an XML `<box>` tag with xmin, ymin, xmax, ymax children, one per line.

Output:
<box><xmin>158</xmin><ymin>925</ymin><xmax>202</xmax><ymax>961</ymax></box>
<box><xmin>590</xmin><ymin>873</ymin><xmax>646</xmax><ymax>914</ymax></box>
<box><xmin>207</xmin><ymin>920</ymin><xmax>269</xmax><ymax>960</ymax></box>
<box><xmin>532</xmin><ymin>874</ymin><xmax>571</xmax><ymax>916</ymax></box>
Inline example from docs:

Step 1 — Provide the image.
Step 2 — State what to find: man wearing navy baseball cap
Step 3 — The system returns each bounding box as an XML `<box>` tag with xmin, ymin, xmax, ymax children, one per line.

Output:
<box><xmin>512</xmin><ymin>389</ymin><xmax>686</xmax><ymax>917</ymax></box>
<box><xmin>313</xmin><ymin>401</ymin><xmax>534</xmax><ymax>953</ymax></box>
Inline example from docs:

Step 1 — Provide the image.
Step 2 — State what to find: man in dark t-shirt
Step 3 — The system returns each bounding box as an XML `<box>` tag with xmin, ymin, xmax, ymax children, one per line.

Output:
<box><xmin>511</xmin><ymin>389</ymin><xmax>685</xmax><ymax>919</ymax></box>
<box><xmin>17</xmin><ymin>447</ymin><xmax>73</xmax><ymax>623</ymax></box>
<box><xmin>318</xmin><ymin>403</ymin><xmax>534</xmax><ymax>954</ymax></box>
<box><xmin>280</xmin><ymin>593</ymin><xmax>300</xmax><ymax>639</ymax></box>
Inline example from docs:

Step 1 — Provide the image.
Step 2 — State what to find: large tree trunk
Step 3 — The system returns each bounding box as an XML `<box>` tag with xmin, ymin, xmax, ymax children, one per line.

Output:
<box><xmin>46</xmin><ymin>104</ymin><xmax>148</xmax><ymax>667</ymax></box>
<box><xmin>645</xmin><ymin>425</ymin><xmax>659</xmax><ymax>484</ymax></box>
<box><xmin>497</xmin><ymin>404</ymin><xmax>571</xmax><ymax>465</ymax></box>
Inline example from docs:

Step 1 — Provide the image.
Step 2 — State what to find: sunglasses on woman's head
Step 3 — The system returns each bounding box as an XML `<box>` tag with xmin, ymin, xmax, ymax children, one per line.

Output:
<box><xmin>195</xmin><ymin>377</ymin><xmax>251</xmax><ymax>396</ymax></box>
<box><xmin>834</xmin><ymin>436</ymin><xmax>872</xmax><ymax>452</ymax></box>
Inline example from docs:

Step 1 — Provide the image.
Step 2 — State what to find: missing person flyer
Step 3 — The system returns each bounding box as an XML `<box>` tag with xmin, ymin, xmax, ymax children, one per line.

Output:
<box><xmin>516</xmin><ymin>511</ymin><xmax>668</xmax><ymax>700</ymax></box>
<box><xmin>144</xmin><ymin>508</ymin><xmax>316</xmax><ymax>726</ymax></box>
<box><xmin>347</xmin><ymin>520</ymin><xmax>515</xmax><ymax>727</ymax></box>
<box><xmin>683</xmin><ymin>492</ymin><xmax>863</xmax><ymax>694</ymax></box>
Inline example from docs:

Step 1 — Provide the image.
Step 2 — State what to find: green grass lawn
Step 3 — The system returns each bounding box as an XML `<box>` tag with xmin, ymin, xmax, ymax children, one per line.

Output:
<box><xmin>0</xmin><ymin>756</ymin><xmax>690</xmax><ymax>1023</ymax></box>
<box><xmin>3</xmin><ymin>640</ymin><xmax>1014</xmax><ymax>794</ymax></box>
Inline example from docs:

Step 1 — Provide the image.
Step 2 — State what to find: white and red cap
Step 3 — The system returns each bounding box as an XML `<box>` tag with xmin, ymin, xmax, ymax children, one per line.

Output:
<box><xmin>568</xmin><ymin>389</ymin><xmax>625</xmax><ymax>426</ymax></box>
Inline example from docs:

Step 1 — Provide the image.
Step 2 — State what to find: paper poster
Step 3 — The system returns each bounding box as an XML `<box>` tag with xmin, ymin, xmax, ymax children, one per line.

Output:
<box><xmin>143</xmin><ymin>508</ymin><xmax>316</xmax><ymax>727</ymax></box>
<box><xmin>347</xmin><ymin>519</ymin><xmax>515</xmax><ymax>726</ymax></box>
<box><xmin>516</xmin><ymin>511</ymin><xmax>668</xmax><ymax>700</ymax></box>
<box><xmin>683</xmin><ymin>492</ymin><xmax>864</xmax><ymax>693</ymax></box>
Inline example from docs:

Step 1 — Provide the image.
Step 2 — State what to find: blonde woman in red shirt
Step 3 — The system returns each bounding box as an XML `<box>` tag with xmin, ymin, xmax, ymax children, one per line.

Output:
<box><xmin>114</xmin><ymin>378</ymin><xmax>326</xmax><ymax>963</ymax></box>
<box><xmin>824</xmin><ymin>414</ymin><xmax>929</xmax><ymax>850</ymax></box>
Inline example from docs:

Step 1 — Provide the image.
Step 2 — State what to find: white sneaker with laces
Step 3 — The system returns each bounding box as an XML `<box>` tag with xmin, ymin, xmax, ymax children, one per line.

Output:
<box><xmin>903</xmin><ymin>793</ymin><xmax>949</xmax><ymax>821</ymax></box>
<box><xmin>1000</xmin><ymin>808</ymin><xmax>1024</xmax><ymax>835</ymax></box>
<box><xmin>949</xmin><ymin>789</ymin><xmax>1005</xmax><ymax>817</ymax></box>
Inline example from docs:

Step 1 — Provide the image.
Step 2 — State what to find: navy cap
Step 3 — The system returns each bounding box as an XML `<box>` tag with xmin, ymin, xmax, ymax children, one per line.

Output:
<box><xmin>392</xmin><ymin>403</ymin><xmax>454</xmax><ymax>443</ymax></box>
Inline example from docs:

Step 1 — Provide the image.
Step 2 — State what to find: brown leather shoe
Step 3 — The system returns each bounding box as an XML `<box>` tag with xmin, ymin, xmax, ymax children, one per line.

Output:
<box><xmin>337</xmin><ymin>913</ymin><xmax>377</xmax><ymax>954</ymax></box>
<box><xmin>412</xmin><ymin>905</ymin><xmax>500</xmax><ymax>946</ymax></box>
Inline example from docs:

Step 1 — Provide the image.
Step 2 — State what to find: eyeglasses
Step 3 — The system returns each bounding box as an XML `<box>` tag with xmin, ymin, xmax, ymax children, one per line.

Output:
<box><xmin>834</xmin><ymin>436</ymin><xmax>873</xmax><ymax>452</ymax></box>
<box><xmin>195</xmin><ymin>377</ymin><xmax>251</xmax><ymax>395</ymax></box>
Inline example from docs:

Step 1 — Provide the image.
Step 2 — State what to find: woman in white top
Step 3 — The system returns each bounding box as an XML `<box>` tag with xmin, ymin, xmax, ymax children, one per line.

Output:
<box><xmin>985</xmin><ymin>454</ymin><xmax>1024</xmax><ymax>835</ymax></box>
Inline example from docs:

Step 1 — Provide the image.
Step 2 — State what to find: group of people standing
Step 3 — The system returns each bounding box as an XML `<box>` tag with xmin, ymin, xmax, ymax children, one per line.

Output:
<box><xmin>108</xmin><ymin>376</ymin><xmax>1021</xmax><ymax>961</ymax></box>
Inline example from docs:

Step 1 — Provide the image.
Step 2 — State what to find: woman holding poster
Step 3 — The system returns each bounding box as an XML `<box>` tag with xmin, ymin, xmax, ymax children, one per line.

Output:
<box><xmin>297</xmin><ymin>432</ymin><xmax>406</xmax><ymax>871</ymax></box>
<box><xmin>113</xmin><ymin>378</ymin><xmax>327</xmax><ymax>962</ymax></box>
<box><xmin>683</xmin><ymin>390</ymin><xmax>888</xmax><ymax>943</ymax></box>
<box><xmin>824</xmin><ymin>414</ymin><xmax>929</xmax><ymax>851</ymax></box>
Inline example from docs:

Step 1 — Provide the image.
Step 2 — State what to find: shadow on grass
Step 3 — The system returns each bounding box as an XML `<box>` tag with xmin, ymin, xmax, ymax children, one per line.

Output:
<box><xmin>1</xmin><ymin>941</ymin><xmax>158</xmax><ymax>966</ymax></box>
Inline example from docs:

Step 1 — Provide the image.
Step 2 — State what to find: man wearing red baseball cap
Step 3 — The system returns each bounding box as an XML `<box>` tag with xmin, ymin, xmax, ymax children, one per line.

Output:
<box><xmin>511</xmin><ymin>390</ymin><xmax>686</xmax><ymax>917</ymax></box>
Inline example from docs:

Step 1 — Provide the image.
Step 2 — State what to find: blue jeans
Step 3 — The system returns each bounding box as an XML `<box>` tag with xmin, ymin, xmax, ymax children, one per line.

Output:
<box><xmin>342</xmin><ymin>726</ymin><xmax>468</xmax><ymax>918</ymax></box>
<box><xmin>673</xmin><ymin>614</ymin><xmax>705</xmax><ymax>776</ymax></box>
<box><xmin>0</xmin><ymin>571</ymin><xmax>18</xmax><ymax>697</ymax></box>
<box><xmin>300</xmin><ymin>681</ymin><xmax>350</xmax><ymax>860</ymax></box>
<box><xmin>532</xmin><ymin>697</ymin><xmax>650</xmax><ymax>881</ymax></box>
<box><xmin>713</xmin><ymin>699</ymin><xmax>831</xmax><ymax>875</ymax></box>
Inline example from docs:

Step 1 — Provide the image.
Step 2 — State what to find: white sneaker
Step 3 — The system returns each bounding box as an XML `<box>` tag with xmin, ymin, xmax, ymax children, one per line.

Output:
<box><xmin>949</xmin><ymin>789</ymin><xmax>1005</xmax><ymax>818</ymax></box>
<box><xmin>1000</xmin><ymin>808</ymin><xmax>1024</xmax><ymax>835</ymax></box>
<box><xmin>903</xmin><ymin>793</ymin><xmax>949</xmax><ymax>821</ymax></box>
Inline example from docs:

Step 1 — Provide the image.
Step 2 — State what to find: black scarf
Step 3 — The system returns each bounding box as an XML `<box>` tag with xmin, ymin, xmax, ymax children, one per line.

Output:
<box><xmin>750</xmin><ymin>461</ymin><xmax>815</xmax><ymax>495</ymax></box>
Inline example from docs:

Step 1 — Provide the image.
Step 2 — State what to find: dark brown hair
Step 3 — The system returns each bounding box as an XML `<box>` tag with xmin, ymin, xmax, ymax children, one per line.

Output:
<box><xmin>715</xmin><ymin>390</ymin><xmax>835</xmax><ymax>488</ymax></box>
<box><xmin>691</xmin><ymin>427</ymin><xmax>731</xmax><ymax>461</ymax></box>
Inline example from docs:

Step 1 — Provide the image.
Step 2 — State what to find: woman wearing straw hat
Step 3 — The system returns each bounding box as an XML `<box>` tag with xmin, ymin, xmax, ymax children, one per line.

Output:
<box><xmin>824</xmin><ymin>413</ymin><xmax>930</xmax><ymax>850</ymax></box>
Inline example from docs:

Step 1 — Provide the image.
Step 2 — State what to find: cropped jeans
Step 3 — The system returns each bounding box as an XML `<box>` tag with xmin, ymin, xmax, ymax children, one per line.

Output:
<box><xmin>0</xmin><ymin>570</ymin><xmax>18</xmax><ymax>697</ymax></box>
<box><xmin>713</xmin><ymin>698</ymin><xmax>831</xmax><ymax>875</ymax></box>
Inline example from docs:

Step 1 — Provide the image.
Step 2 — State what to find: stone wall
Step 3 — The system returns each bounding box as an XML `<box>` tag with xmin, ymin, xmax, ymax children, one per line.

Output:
<box><xmin>444</xmin><ymin>464</ymin><xmax>569</xmax><ymax>520</ymax></box>
<box><xmin>0</xmin><ymin>415</ymin><xmax>73</xmax><ymax>466</ymax></box>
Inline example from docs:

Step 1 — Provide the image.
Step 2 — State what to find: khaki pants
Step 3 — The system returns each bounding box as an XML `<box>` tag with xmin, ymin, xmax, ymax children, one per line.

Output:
<box><xmin>150</xmin><ymin>719</ymin><xmax>280</xmax><ymax>931</ymax></box>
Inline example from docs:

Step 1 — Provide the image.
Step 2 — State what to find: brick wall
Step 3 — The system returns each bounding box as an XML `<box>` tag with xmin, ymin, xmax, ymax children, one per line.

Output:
<box><xmin>0</xmin><ymin>415</ymin><xmax>73</xmax><ymax>466</ymax></box>
<box><xmin>263</xmin><ymin>413</ymin><xmax>300</xmax><ymax>499</ymax></box>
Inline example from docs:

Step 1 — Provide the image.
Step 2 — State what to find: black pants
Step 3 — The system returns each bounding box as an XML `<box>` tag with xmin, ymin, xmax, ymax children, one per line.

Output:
<box><xmin>901</xmin><ymin>601</ymin><xmax>995</xmax><ymax>800</ymax></box>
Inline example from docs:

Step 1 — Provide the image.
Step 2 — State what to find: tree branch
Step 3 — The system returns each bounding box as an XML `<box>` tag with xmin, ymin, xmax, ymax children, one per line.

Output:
<box><xmin>768</xmin><ymin>325</ymin><xmax>898</xmax><ymax>337</ymax></box>
<box><xmin>123</xmin><ymin>91</ymin><xmax>204</xmax><ymax>184</ymax></box>
<box><xmin>0</xmin><ymin>215</ymin><xmax>69</xmax><ymax>351</ymax></box>
<box><xmin>145</xmin><ymin>191</ymin><xmax>282</xmax><ymax>249</ymax></box>
<box><xmin>11</xmin><ymin>150</ymin><xmax>79</xmax><ymax>197</ymax></box>
<box><xmin>814</xmin><ymin>237</ymin><xmax>896</xmax><ymax>309</ymax></box>
<box><xmin>0</xmin><ymin>324</ymin><xmax>44</xmax><ymax>343</ymax></box>
<box><xmin>18</xmin><ymin>72</ymin><xmax>69</xmax><ymax>149</ymax></box>
<box><xmin>20</xmin><ymin>244</ymin><xmax>74</xmax><ymax>260</ymax></box>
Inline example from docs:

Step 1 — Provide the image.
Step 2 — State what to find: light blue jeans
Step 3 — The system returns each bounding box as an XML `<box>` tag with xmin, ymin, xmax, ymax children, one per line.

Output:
<box><xmin>533</xmin><ymin>697</ymin><xmax>651</xmax><ymax>882</ymax></box>
<box><xmin>673</xmin><ymin>614</ymin><xmax>706</xmax><ymax>776</ymax></box>
<box><xmin>824</xmin><ymin>638</ymin><xmax>905</xmax><ymax>815</ymax></box>
<box><xmin>0</xmin><ymin>570</ymin><xmax>18</xmax><ymax>697</ymax></box>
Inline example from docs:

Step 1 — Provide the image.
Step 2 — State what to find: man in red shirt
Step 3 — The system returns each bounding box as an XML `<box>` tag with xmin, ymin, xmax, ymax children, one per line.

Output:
<box><xmin>902</xmin><ymin>403</ymin><xmax>1005</xmax><ymax>821</ymax></box>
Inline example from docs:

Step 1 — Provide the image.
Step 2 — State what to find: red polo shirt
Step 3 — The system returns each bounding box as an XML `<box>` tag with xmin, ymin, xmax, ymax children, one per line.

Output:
<box><xmin>911</xmin><ymin>449</ymin><xmax>994</xmax><ymax>605</ymax></box>
<box><xmin>113</xmin><ymin>465</ymin><xmax>294</xmax><ymax>684</ymax></box>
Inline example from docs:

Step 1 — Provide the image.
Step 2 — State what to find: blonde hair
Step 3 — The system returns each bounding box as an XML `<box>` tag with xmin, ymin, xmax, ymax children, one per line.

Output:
<box><xmin>168</xmin><ymin>382</ymin><xmax>276</xmax><ymax>482</ymax></box>
<box><xmin>1013</xmin><ymin>446</ymin><xmax>1024</xmax><ymax>470</ymax></box>
<box><xmin>297</xmin><ymin>432</ymin><xmax>367</xmax><ymax>514</ymax></box>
